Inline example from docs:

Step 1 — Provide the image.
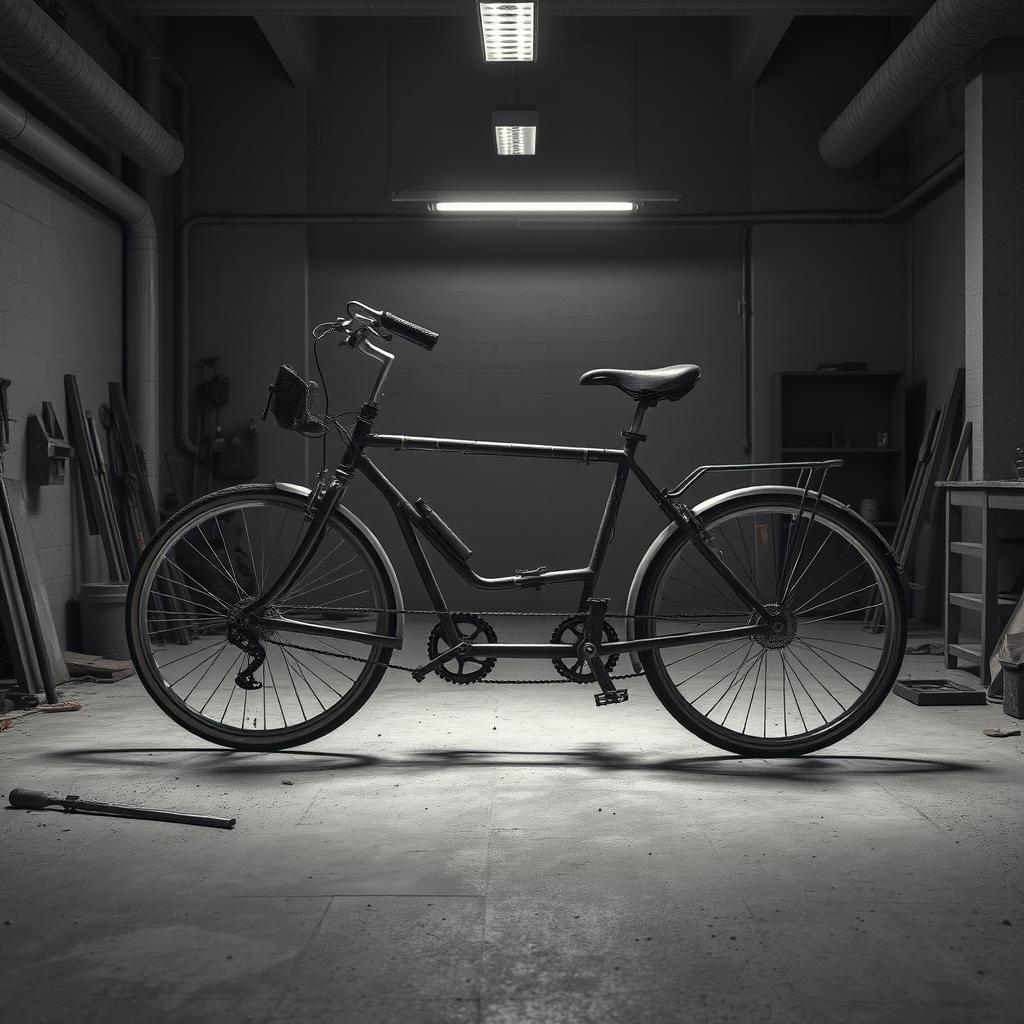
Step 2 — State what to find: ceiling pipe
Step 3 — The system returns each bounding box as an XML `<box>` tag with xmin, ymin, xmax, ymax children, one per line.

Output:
<box><xmin>0</xmin><ymin>0</ymin><xmax>183</xmax><ymax>174</ymax></box>
<box><xmin>0</xmin><ymin>86</ymin><xmax>159</xmax><ymax>493</ymax></box>
<box><xmin>819</xmin><ymin>0</ymin><xmax>1020</xmax><ymax>169</ymax></box>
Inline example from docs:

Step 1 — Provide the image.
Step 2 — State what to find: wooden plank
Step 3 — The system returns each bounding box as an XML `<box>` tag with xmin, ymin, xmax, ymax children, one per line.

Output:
<box><xmin>947</xmin><ymin>420</ymin><xmax>972</xmax><ymax>482</ymax></box>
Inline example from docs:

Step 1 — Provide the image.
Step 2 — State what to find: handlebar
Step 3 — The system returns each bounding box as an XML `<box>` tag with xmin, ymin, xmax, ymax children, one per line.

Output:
<box><xmin>379</xmin><ymin>311</ymin><xmax>438</xmax><ymax>351</ymax></box>
<box><xmin>333</xmin><ymin>301</ymin><xmax>438</xmax><ymax>351</ymax></box>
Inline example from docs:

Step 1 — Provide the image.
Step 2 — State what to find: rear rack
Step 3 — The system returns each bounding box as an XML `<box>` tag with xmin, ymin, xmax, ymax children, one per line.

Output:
<box><xmin>666</xmin><ymin>459</ymin><xmax>843</xmax><ymax>499</ymax></box>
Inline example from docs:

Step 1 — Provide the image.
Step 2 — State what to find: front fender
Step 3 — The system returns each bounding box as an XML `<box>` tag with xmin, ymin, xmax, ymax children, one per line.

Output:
<box><xmin>624</xmin><ymin>485</ymin><xmax>899</xmax><ymax>672</ymax></box>
<box><xmin>274</xmin><ymin>482</ymin><xmax>405</xmax><ymax>646</ymax></box>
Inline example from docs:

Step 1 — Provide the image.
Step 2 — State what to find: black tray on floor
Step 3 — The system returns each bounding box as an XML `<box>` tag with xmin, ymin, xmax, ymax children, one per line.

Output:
<box><xmin>894</xmin><ymin>678</ymin><xmax>988</xmax><ymax>706</ymax></box>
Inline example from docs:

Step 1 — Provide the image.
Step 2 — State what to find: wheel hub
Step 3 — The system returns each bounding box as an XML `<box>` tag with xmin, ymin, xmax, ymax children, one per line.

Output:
<box><xmin>754</xmin><ymin>603</ymin><xmax>797</xmax><ymax>650</ymax></box>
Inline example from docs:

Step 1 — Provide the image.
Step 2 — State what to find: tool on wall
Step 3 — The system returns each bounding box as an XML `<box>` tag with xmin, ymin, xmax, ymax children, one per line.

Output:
<box><xmin>25</xmin><ymin>402</ymin><xmax>73</xmax><ymax>487</ymax></box>
<box><xmin>0</xmin><ymin>379</ymin><xmax>60</xmax><ymax>702</ymax></box>
<box><xmin>193</xmin><ymin>357</ymin><xmax>230</xmax><ymax>497</ymax></box>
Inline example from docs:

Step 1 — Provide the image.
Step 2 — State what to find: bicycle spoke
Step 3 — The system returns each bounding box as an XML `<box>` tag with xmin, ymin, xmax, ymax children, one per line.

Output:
<box><xmin>785</xmin><ymin>645</ymin><xmax>850</xmax><ymax>711</ymax></box>
<box><xmin>136</xmin><ymin>492</ymin><xmax>390</xmax><ymax>740</ymax></box>
<box><xmin>797</xmin><ymin>581</ymin><xmax>880</xmax><ymax>618</ymax></box>
<box><xmin>649</xmin><ymin>501</ymin><xmax>898</xmax><ymax>748</ymax></box>
<box><xmin>793</xmin><ymin>639</ymin><xmax>867</xmax><ymax>691</ymax></box>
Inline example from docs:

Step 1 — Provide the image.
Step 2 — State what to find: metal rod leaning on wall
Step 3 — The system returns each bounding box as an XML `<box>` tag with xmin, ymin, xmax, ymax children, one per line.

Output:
<box><xmin>86</xmin><ymin>411</ymin><xmax>130</xmax><ymax>582</ymax></box>
<box><xmin>176</xmin><ymin>152</ymin><xmax>966</xmax><ymax>463</ymax></box>
<box><xmin>0</xmin><ymin>400</ymin><xmax>58</xmax><ymax>703</ymax></box>
<box><xmin>65</xmin><ymin>376</ymin><xmax>124</xmax><ymax>583</ymax></box>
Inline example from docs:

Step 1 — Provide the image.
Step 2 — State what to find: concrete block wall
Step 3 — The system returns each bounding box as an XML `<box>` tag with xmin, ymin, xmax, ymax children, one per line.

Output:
<box><xmin>0</xmin><ymin>148</ymin><xmax>123</xmax><ymax>647</ymax></box>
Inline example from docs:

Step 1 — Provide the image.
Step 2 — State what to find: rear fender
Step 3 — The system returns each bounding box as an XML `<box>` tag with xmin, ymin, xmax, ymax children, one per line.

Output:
<box><xmin>624</xmin><ymin>485</ymin><xmax>900</xmax><ymax>672</ymax></box>
<box><xmin>274</xmin><ymin>482</ymin><xmax>404</xmax><ymax>646</ymax></box>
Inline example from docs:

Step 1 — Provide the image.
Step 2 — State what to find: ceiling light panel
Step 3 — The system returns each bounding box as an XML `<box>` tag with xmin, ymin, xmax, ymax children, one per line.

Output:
<box><xmin>478</xmin><ymin>2</ymin><xmax>536</xmax><ymax>62</ymax></box>
<box><xmin>492</xmin><ymin>108</ymin><xmax>538</xmax><ymax>156</ymax></box>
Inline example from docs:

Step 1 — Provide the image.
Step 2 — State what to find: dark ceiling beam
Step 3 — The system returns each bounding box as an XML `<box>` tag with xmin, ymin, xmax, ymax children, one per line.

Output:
<box><xmin>255</xmin><ymin>15</ymin><xmax>317</xmax><ymax>86</ymax></box>
<box><xmin>113</xmin><ymin>1</ymin><xmax>928</xmax><ymax>17</ymax></box>
<box><xmin>731</xmin><ymin>14</ymin><xmax>792</xmax><ymax>84</ymax></box>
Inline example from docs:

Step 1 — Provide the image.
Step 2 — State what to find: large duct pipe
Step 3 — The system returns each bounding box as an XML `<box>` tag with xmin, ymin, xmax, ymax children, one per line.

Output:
<box><xmin>0</xmin><ymin>0</ymin><xmax>182</xmax><ymax>174</ymax></box>
<box><xmin>819</xmin><ymin>0</ymin><xmax>1020</xmax><ymax>169</ymax></box>
<box><xmin>0</xmin><ymin>87</ymin><xmax>159</xmax><ymax>491</ymax></box>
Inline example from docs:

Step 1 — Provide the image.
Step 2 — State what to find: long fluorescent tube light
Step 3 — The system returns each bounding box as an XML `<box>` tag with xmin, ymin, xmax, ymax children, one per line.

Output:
<box><xmin>492</xmin><ymin>108</ymin><xmax>538</xmax><ymax>156</ymax></box>
<box><xmin>391</xmin><ymin>190</ymin><xmax>679</xmax><ymax>212</ymax></box>
<box><xmin>478</xmin><ymin>2</ymin><xmax>536</xmax><ymax>62</ymax></box>
<box><xmin>435</xmin><ymin>201</ymin><xmax>635</xmax><ymax>213</ymax></box>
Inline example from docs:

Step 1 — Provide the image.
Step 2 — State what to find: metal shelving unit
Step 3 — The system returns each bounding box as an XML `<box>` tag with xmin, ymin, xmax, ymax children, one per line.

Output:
<box><xmin>939</xmin><ymin>481</ymin><xmax>1024</xmax><ymax>688</ymax></box>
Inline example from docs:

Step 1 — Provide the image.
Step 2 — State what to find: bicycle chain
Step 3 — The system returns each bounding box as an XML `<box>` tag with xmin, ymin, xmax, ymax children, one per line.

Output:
<box><xmin>266</xmin><ymin>605</ymin><xmax>736</xmax><ymax>686</ymax></box>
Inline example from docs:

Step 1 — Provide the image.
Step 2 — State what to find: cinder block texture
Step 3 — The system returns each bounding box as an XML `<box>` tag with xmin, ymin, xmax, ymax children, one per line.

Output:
<box><xmin>0</xmin><ymin>149</ymin><xmax>123</xmax><ymax>646</ymax></box>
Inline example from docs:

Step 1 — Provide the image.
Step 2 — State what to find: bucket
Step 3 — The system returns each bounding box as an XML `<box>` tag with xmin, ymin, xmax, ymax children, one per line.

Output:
<box><xmin>78</xmin><ymin>583</ymin><xmax>130</xmax><ymax>660</ymax></box>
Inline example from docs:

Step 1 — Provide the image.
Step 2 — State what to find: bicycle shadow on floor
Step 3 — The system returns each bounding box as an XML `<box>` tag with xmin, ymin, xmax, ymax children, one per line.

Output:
<box><xmin>45</xmin><ymin>744</ymin><xmax>982</xmax><ymax>781</ymax></box>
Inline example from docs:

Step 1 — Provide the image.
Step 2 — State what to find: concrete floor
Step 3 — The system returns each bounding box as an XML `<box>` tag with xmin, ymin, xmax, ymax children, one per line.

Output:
<box><xmin>1</xmin><ymin>620</ymin><xmax>1023</xmax><ymax>1024</ymax></box>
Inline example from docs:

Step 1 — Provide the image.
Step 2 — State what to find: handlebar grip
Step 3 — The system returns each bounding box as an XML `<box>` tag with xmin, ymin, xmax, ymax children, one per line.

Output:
<box><xmin>380</xmin><ymin>312</ymin><xmax>439</xmax><ymax>351</ymax></box>
<box><xmin>8</xmin><ymin>788</ymin><xmax>58</xmax><ymax>809</ymax></box>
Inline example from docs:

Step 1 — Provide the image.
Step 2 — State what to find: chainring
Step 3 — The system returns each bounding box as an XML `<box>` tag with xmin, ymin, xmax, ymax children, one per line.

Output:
<box><xmin>427</xmin><ymin>614</ymin><xmax>498</xmax><ymax>684</ymax></box>
<box><xmin>550</xmin><ymin>615</ymin><xmax>619</xmax><ymax>684</ymax></box>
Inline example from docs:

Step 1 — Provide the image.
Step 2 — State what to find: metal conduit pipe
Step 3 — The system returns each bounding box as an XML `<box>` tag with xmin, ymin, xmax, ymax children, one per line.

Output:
<box><xmin>0</xmin><ymin>86</ymin><xmax>159</xmax><ymax>489</ymax></box>
<box><xmin>0</xmin><ymin>0</ymin><xmax>183</xmax><ymax>174</ymax></box>
<box><xmin>819</xmin><ymin>0</ymin><xmax>1020</xmax><ymax>169</ymax></box>
<box><xmin>177</xmin><ymin>153</ymin><xmax>965</xmax><ymax>460</ymax></box>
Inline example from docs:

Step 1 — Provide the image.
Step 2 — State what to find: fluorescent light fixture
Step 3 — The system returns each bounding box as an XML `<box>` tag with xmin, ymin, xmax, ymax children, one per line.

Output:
<box><xmin>478</xmin><ymin>2</ymin><xmax>536</xmax><ymax>62</ymax></box>
<box><xmin>390</xmin><ymin>191</ymin><xmax>679</xmax><ymax>213</ymax></box>
<box><xmin>492</xmin><ymin>108</ymin><xmax>538</xmax><ymax>156</ymax></box>
<box><xmin>435</xmin><ymin>201</ymin><xmax>635</xmax><ymax>213</ymax></box>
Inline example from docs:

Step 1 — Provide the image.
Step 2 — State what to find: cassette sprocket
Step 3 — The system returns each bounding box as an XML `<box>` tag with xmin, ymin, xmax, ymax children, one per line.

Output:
<box><xmin>427</xmin><ymin>614</ymin><xmax>498</xmax><ymax>684</ymax></box>
<box><xmin>550</xmin><ymin>614</ymin><xmax>619</xmax><ymax>684</ymax></box>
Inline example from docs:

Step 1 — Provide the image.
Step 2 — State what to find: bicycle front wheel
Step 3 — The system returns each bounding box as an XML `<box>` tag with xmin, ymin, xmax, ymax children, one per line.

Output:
<box><xmin>127</xmin><ymin>485</ymin><xmax>397</xmax><ymax>751</ymax></box>
<box><xmin>635</xmin><ymin>491</ymin><xmax>906</xmax><ymax>757</ymax></box>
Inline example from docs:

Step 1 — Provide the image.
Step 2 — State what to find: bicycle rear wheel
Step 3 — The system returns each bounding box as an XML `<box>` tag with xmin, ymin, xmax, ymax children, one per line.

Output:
<box><xmin>127</xmin><ymin>485</ymin><xmax>397</xmax><ymax>751</ymax></box>
<box><xmin>635</xmin><ymin>491</ymin><xmax>905</xmax><ymax>757</ymax></box>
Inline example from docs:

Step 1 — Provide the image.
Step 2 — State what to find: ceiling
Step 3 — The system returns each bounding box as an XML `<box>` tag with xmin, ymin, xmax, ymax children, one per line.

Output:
<box><xmin>113</xmin><ymin>1</ymin><xmax>928</xmax><ymax>16</ymax></box>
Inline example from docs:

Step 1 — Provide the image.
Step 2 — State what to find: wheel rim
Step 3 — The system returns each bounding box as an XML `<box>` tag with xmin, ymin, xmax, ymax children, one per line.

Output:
<box><xmin>132</xmin><ymin>494</ymin><xmax>389</xmax><ymax>738</ymax></box>
<box><xmin>648</xmin><ymin>503</ymin><xmax>898</xmax><ymax>749</ymax></box>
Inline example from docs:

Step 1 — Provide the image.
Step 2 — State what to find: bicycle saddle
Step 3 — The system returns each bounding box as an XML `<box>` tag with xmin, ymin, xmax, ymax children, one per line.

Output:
<box><xmin>578</xmin><ymin>364</ymin><xmax>702</xmax><ymax>405</ymax></box>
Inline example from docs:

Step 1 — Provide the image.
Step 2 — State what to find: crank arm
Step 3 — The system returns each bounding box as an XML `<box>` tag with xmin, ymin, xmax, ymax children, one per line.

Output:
<box><xmin>412</xmin><ymin>641</ymin><xmax>470</xmax><ymax>682</ymax></box>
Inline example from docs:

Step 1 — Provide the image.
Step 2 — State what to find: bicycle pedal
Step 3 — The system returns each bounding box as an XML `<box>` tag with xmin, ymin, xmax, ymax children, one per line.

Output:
<box><xmin>594</xmin><ymin>688</ymin><xmax>629</xmax><ymax>707</ymax></box>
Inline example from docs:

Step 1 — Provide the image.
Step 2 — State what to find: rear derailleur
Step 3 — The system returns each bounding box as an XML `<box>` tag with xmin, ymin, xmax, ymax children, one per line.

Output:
<box><xmin>226</xmin><ymin>603</ymin><xmax>268</xmax><ymax>690</ymax></box>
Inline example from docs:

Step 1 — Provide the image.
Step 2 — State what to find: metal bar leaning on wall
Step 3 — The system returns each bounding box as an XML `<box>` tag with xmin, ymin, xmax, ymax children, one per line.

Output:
<box><xmin>65</xmin><ymin>376</ymin><xmax>125</xmax><ymax>583</ymax></box>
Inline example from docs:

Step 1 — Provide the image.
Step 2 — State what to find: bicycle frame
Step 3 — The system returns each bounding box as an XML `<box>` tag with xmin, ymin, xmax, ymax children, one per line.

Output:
<box><xmin>245</xmin><ymin>395</ymin><xmax>838</xmax><ymax>671</ymax></box>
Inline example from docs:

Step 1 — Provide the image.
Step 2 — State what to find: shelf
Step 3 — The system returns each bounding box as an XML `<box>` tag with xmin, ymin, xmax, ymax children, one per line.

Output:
<box><xmin>948</xmin><ymin>642</ymin><xmax>983</xmax><ymax>664</ymax></box>
<box><xmin>949</xmin><ymin>592</ymin><xmax>1020</xmax><ymax>613</ymax></box>
<box><xmin>782</xmin><ymin>447</ymin><xmax>903</xmax><ymax>455</ymax></box>
<box><xmin>949</xmin><ymin>541</ymin><xmax>983</xmax><ymax>558</ymax></box>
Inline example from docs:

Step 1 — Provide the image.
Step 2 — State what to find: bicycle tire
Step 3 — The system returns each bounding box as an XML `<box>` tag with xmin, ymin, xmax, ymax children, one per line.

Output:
<box><xmin>635</xmin><ymin>491</ymin><xmax>906</xmax><ymax>757</ymax></box>
<box><xmin>127</xmin><ymin>484</ymin><xmax>397</xmax><ymax>751</ymax></box>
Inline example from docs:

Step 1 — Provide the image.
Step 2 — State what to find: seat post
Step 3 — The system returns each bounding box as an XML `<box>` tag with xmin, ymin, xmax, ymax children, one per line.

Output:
<box><xmin>625</xmin><ymin>402</ymin><xmax>650</xmax><ymax>439</ymax></box>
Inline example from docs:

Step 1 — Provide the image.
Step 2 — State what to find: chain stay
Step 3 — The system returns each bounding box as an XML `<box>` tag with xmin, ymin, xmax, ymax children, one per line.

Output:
<box><xmin>266</xmin><ymin>605</ymin><xmax>736</xmax><ymax>686</ymax></box>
